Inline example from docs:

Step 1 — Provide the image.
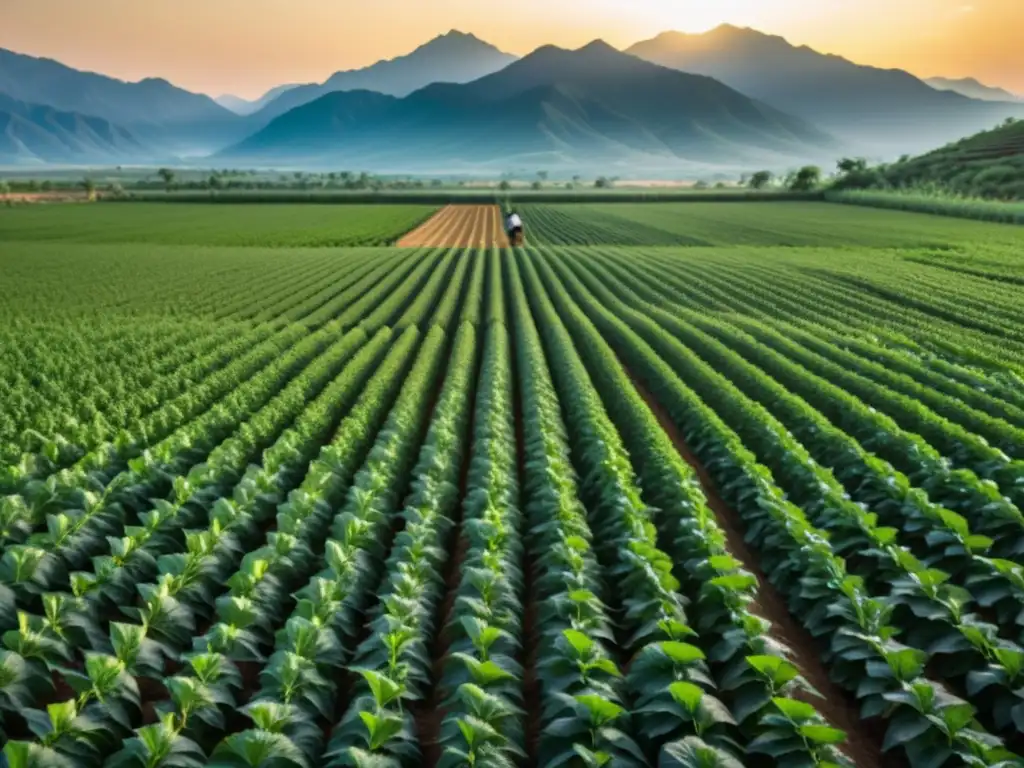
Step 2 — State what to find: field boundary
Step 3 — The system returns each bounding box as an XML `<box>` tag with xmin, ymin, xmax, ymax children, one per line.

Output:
<box><xmin>99</xmin><ymin>190</ymin><xmax>827</xmax><ymax>205</ymax></box>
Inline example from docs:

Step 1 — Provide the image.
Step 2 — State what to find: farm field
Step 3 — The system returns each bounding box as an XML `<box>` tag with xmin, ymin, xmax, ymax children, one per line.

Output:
<box><xmin>521</xmin><ymin>201</ymin><xmax>1024</xmax><ymax>247</ymax></box>
<box><xmin>2</xmin><ymin>203</ymin><xmax>1024</xmax><ymax>768</ymax></box>
<box><xmin>0</xmin><ymin>203</ymin><xmax>438</xmax><ymax>247</ymax></box>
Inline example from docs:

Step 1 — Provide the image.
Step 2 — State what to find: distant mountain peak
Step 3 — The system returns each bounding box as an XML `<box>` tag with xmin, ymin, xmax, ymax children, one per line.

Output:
<box><xmin>926</xmin><ymin>75</ymin><xmax>1019</xmax><ymax>102</ymax></box>
<box><xmin>626</xmin><ymin>27</ymin><xmax>1024</xmax><ymax>154</ymax></box>
<box><xmin>439</xmin><ymin>29</ymin><xmax>482</xmax><ymax>41</ymax></box>
<box><xmin>703</xmin><ymin>23</ymin><xmax>750</xmax><ymax>37</ymax></box>
<box><xmin>251</xmin><ymin>29</ymin><xmax>518</xmax><ymax>121</ymax></box>
<box><xmin>134</xmin><ymin>76</ymin><xmax>175</xmax><ymax>88</ymax></box>
<box><xmin>577</xmin><ymin>39</ymin><xmax>618</xmax><ymax>53</ymax></box>
<box><xmin>416</xmin><ymin>29</ymin><xmax>507</xmax><ymax>54</ymax></box>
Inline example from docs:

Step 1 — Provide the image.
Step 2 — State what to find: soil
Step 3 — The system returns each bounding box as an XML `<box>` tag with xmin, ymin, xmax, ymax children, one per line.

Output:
<box><xmin>627</xmin><ymin>375</ymin><xmax>890</xmax><ymax>768</ymax></box>
<box><xmin>397</xmin><ymin>205</ymin><xmax>510</xmax><ymax>248</ymax></box>
<box><xmin>1</xmin><ymin>191</ymin><xmax>90</xmax><ymax>203</ymax></box>
<box><xmin>512</xmin><ymin>359</ymin><xmax>541</xmax><ymax>768</ymax></box>
<box><xmin>412</xmin><ymin>346</ymin><xmax>479</xmax><ymax>767</ymax></box>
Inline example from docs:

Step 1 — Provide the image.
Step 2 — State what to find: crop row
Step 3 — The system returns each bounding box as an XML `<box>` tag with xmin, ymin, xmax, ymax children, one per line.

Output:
<box><xmin>4</xmin><ymin>244</ymin><xmax>1024</xmax><ymax>767</ymax></box>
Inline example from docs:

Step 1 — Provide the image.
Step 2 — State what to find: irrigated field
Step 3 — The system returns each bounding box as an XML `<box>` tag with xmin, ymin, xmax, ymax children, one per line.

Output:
<box><xmin>2</xmin><ymin>202</ymin><xmax>1024</xmax><ymax>768</ymax></box>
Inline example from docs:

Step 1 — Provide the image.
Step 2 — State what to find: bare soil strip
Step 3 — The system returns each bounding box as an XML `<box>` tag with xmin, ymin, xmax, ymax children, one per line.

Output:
<box><xmin>627</xmin><ymin>375</ymin><xmax>886</xmax><ymax>768</ymax></box>
<box><xmin>397</xmin><ymin>205</ymin><xmax>510</xmax><ymax>248</ymax></box>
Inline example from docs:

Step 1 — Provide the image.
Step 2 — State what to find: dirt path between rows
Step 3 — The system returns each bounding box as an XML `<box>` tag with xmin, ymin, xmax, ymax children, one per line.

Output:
<box><xmin>626</xmin><ymin>375</ymin><xmax>889</xmax><ymax>768</ymax></box>
<box><xmin>397</xmin><ymin>205</ymin><xmax>510</xmax><ymax>248</ymax></box>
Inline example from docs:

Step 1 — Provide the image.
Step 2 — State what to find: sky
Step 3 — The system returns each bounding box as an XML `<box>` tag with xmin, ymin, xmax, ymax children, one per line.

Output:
<box><xmin>1</xmin><ymin>0</ymin><xmax>1022</xmax><ymax>99</ymax></box>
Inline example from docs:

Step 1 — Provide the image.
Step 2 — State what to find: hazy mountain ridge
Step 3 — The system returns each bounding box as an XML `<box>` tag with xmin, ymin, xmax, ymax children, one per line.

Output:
<box><xmin>925</xmin><ymin>76</ymin><xmax>1020</xmax><ymax>103</ymax></box>
<box><xmin>626</xmin><ymin>25</ymin><xmax>1024</xmax><ymax>155</ymax></box>
<box><xmin>0</xmin><ymin>92</ymin><xmax>148</xmax><ymax>164</ymax></box>
<box><xmin>0</xmin><ymin>47</ymin><xmax>243</xmax><ymax>153</ymax></box>
<box><xmin>1</xmin><ymin>27</ymin><xmax>1019</xmax><ymax>169</ymax></box>
<box><xmin>216</xmin><ymin>84</ymin><xmax>302</xmax><ymax>115</ymax></box>
<box><xmin>250</xmin><ymin>31</ymin><xmax>518</xmax><ymax>124</ymax></box>
<box><xmin>222</xmin><ymin>41</ymin><xmax>836</xmax><ymax>172</ymax></box>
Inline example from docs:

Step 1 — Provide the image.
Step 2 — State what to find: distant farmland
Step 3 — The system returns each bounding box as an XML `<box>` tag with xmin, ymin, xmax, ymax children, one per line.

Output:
<box><xmin>1</xmin><ymin>202</ymin><xmax>1024</xmax><ymax>768</ymax></box>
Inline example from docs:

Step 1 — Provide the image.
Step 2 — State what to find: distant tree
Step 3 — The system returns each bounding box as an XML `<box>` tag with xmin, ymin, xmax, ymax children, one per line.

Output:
<box><xmin>28</xmin><ymin>179</ymin><xmax>41</xmax><ymax>192</ymax></box>
<box><xmin>109</xmin><ymin>182</ymin><xmax>126</xmax><ymax>198</ymax></box>
<box><xmin>836</xmin><ymin>157</ymin><xmax>868</xmax><ymax>175</ymax></box>
<box><xmin>40</xmin><ymin>180</ymin><xmax>52</xmax><ymax>192</ymax></box>
<box><xmin>430</xmin><ymin>179</ymin><xmax>443</xmax><ymax>188</ymax></box>
<box><xmin>748</xmin><ymin>170</ymin><xmax>773</xmax><ymax>189</ymax></box>
<box><xmin>531</xmin><ymin>180</ymin><xmax>542</xmax><ymax>190</ymax></box>
<box><xmin>499</xmin><ymin>180</ymin><xmax>511</xmax><ymax>191</ymax></box>
<box><xmin>537</xmin><ymin>171</ymin><xmax>548</xmax><ymax>182</ymax></box>
<box><xmin>693</xmin><ymin>180</ymin><xmax>709</xmax><ymax>189</ymax></box>
<box><xmin>594</xmin><ymin>177</ymin><xmax>612</xmax><ymax>189</ymax></box>
<box><xmin>81</xmin><ymin>177</ymin><xmax>96</xmax><ymax>200</ymax></box>
<box><xmin>158</xmin><ymin>168</ymin><xmax>175</xmax><ymax>191</ymax></box>
<box><xmin>714</xmin><ymin>182</ymin><xmax>726</xmax><ymax>189</ymax></box>
<box><xmin>0</xmin><ymin>180</ymin><xmax>9</xmax><ymax>199</ymax></box>
<box><xmin>788</xmin><ymin>165</ymin><xmax>822</xmax><ymax>191</ymax></box>
<box><xmin>208</xmin><ymin>174</ymin><xmax>223</xmax><ymax>190</ymax></box>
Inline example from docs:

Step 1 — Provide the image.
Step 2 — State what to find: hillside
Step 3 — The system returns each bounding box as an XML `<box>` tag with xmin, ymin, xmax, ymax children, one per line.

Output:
<box><xmin>871</xmin><ymin>119</ymin><xmax>1024</xmax><ymax>198</ymax></box>
<box><xmin>627</xmin><ymin>25</ymin><xmax>1024</xmax><ymax>155</ymax></box>
<box><xmin>0</xmin><ymin>47</ymin><xmax>245</xmax><ymax>151</ymax></box>
<box><xmin>0</xmin><ymin>93</ymin><xmax>148</xmax><ymax>164</ymax></box>
<box><xmin>926</xmin><ymin>76</ymin><xmax>1020</xmax><ymax>103</ymax></box>
<box><xmin>224</xmin><ymin>40</ymin><xmax>835</xmax><ymax>172</ymax></box>
<box><xmin>251</xmin><ymin>31</ymin><xmax>517</xmax><ymax>124</ymax></box>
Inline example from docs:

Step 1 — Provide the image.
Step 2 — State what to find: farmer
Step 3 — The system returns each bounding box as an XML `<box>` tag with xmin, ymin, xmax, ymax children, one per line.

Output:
<box><xmin>505</xmin><ymin>209</ymin><xmax>523</xmax><ymax>244</ymax></box>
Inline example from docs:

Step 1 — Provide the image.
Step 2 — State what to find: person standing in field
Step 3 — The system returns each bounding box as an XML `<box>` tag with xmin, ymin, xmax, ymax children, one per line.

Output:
<box><xmin>505</xmin><ymin>209</ymin><xmax>524</xmax><ymax>245</ymax></box>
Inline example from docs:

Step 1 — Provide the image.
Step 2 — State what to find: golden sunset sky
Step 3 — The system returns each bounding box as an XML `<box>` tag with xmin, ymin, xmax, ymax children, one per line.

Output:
<box><xmin>2</xmin><ymin>0</ymin><xmax>1022</xmax><ymax>99</ymax></box>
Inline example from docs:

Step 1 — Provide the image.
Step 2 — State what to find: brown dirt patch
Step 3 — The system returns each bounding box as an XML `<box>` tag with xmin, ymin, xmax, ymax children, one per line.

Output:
<box><xmin>397</xmin><ymin>205</ymin><xmax>510</xmax><ymax>248</ymax></box>
<box><xmin>2</xmin><ymin>191</ymin><xmax>91</xmax><ymax>203</ymax></box>
<box><xmin>627</xmin><ymin>375</ymin><xmax>887</xmax><ymax>768</ymax></box>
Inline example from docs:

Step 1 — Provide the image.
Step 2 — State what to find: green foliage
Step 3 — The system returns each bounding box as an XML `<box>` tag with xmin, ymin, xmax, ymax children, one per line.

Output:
<box><xmin>747</xmin><ymin>171</ymin><xmax>773</xmax><ymax>189</ymax></box>
<box><xmin>0</xmin><ymin>204</ymin><xmax>439</xmax><ymax>247</ymax></box>
<box><xmin>3</xmin><ymin>201</ymin><xmax>1024</xmax><ymax>768</ymax></box>
<box><xmin>787</xmin><ymin>165</ymin><xmax>822</xmax><ymax>191</ymax></box>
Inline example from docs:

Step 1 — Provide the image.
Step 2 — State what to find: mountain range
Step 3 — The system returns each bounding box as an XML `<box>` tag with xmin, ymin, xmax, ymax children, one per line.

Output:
<box><xmin>221</xmin><ymin>41</ymin><xmax>835</xmax><ymax>172</ymax></box>
<box><xmin>625</xmin><ymin>25</ymin><xmax>1024</xmax><ymax>154</ymax></box>
<box><xmin>0</xmin><ymin>93</ymin><xmax>147</xmax><ymax>164</ymax></box>
<box><xmin>248</xmin><ymin>31</ymin><xmax>518</xmax><ymax>125</ymax></box>
<box><xmin>0</xmin><ymin>47</ymin><xmax>242</xmax><ymax>154</ymax></box>
<box><xmin>1</xmin><ymin>25</ymin><xmax>1021</xmax><ymax>171</ymax></box>
<box><xmin>925</xmin><ymin>76</ymin><xmax>1021</xmax><ymax>103</ymax></box>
